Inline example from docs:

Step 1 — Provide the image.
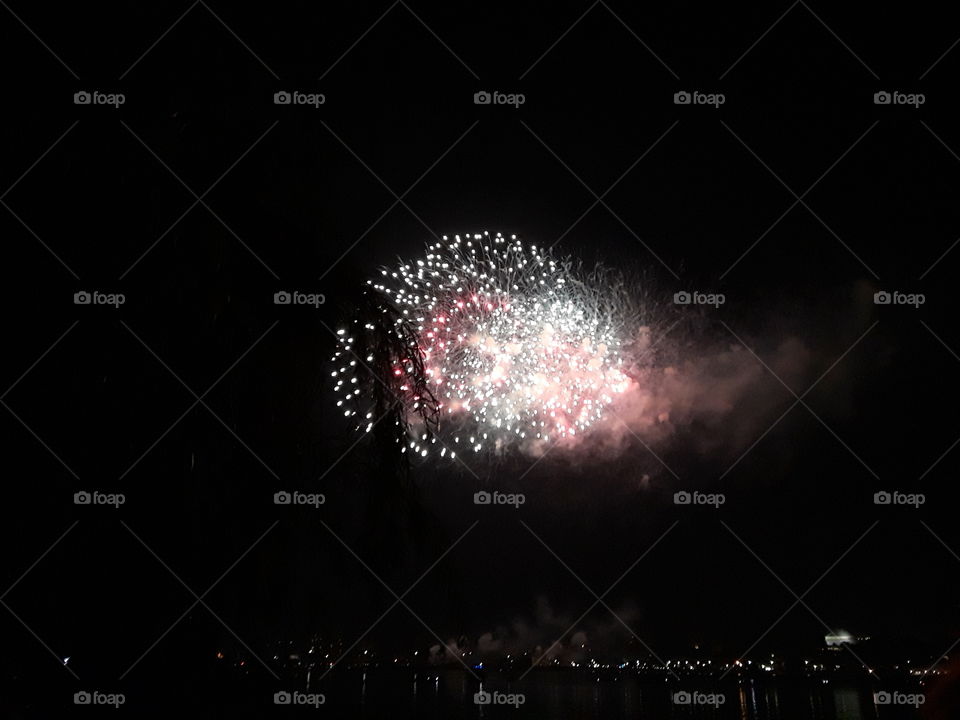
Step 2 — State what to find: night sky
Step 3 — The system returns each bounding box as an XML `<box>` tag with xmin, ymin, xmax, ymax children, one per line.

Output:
<box><xmin>2</xmin><ymin>1</ymin><xmax>960</xmax><ymax>715</ymax></box>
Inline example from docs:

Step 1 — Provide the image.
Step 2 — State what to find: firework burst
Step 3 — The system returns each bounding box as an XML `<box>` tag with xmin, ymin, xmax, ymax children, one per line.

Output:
<box><xmin>331</xmin><ymin>232</ymin><xmax>635</xmax><ymax>458</ymax></box>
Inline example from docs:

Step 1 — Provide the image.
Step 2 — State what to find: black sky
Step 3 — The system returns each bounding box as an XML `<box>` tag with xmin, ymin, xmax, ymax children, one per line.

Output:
<box><xmin>2</xmin><ymin>0</ymin><xmax>960</xmax><ymax>712</ymax></box>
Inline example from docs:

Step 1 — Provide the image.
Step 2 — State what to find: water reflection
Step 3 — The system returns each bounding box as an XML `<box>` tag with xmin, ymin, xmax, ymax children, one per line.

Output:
<box><xmin>307</xmin><ymin>670</ymin><xmax>924</xmax><ymax>719</ymax></box>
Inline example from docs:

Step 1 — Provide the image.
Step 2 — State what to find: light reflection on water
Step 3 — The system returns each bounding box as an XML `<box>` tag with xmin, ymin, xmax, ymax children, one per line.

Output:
<box><xmin>313</xmin><ymin>669</ymin><xmax>924</xmax><ymax>718</ymax></box>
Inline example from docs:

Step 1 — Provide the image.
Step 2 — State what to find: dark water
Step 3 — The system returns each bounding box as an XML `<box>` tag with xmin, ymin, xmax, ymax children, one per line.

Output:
<box><xmin>1</xmin><ymin>668</ymin><xmax>932</xmax><ymax>717</ymax></box>
<box><xmin>298</xmin><ymin>670</ymin><xmax>925</xmax><ymax>719</ymax></box>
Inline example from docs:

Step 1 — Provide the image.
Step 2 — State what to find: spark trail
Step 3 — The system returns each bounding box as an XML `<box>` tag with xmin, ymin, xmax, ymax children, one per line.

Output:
<box><xmin>332</xmin><ymin>232</ymin><xmax>634</xmax><ymax>458</ymax></box>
